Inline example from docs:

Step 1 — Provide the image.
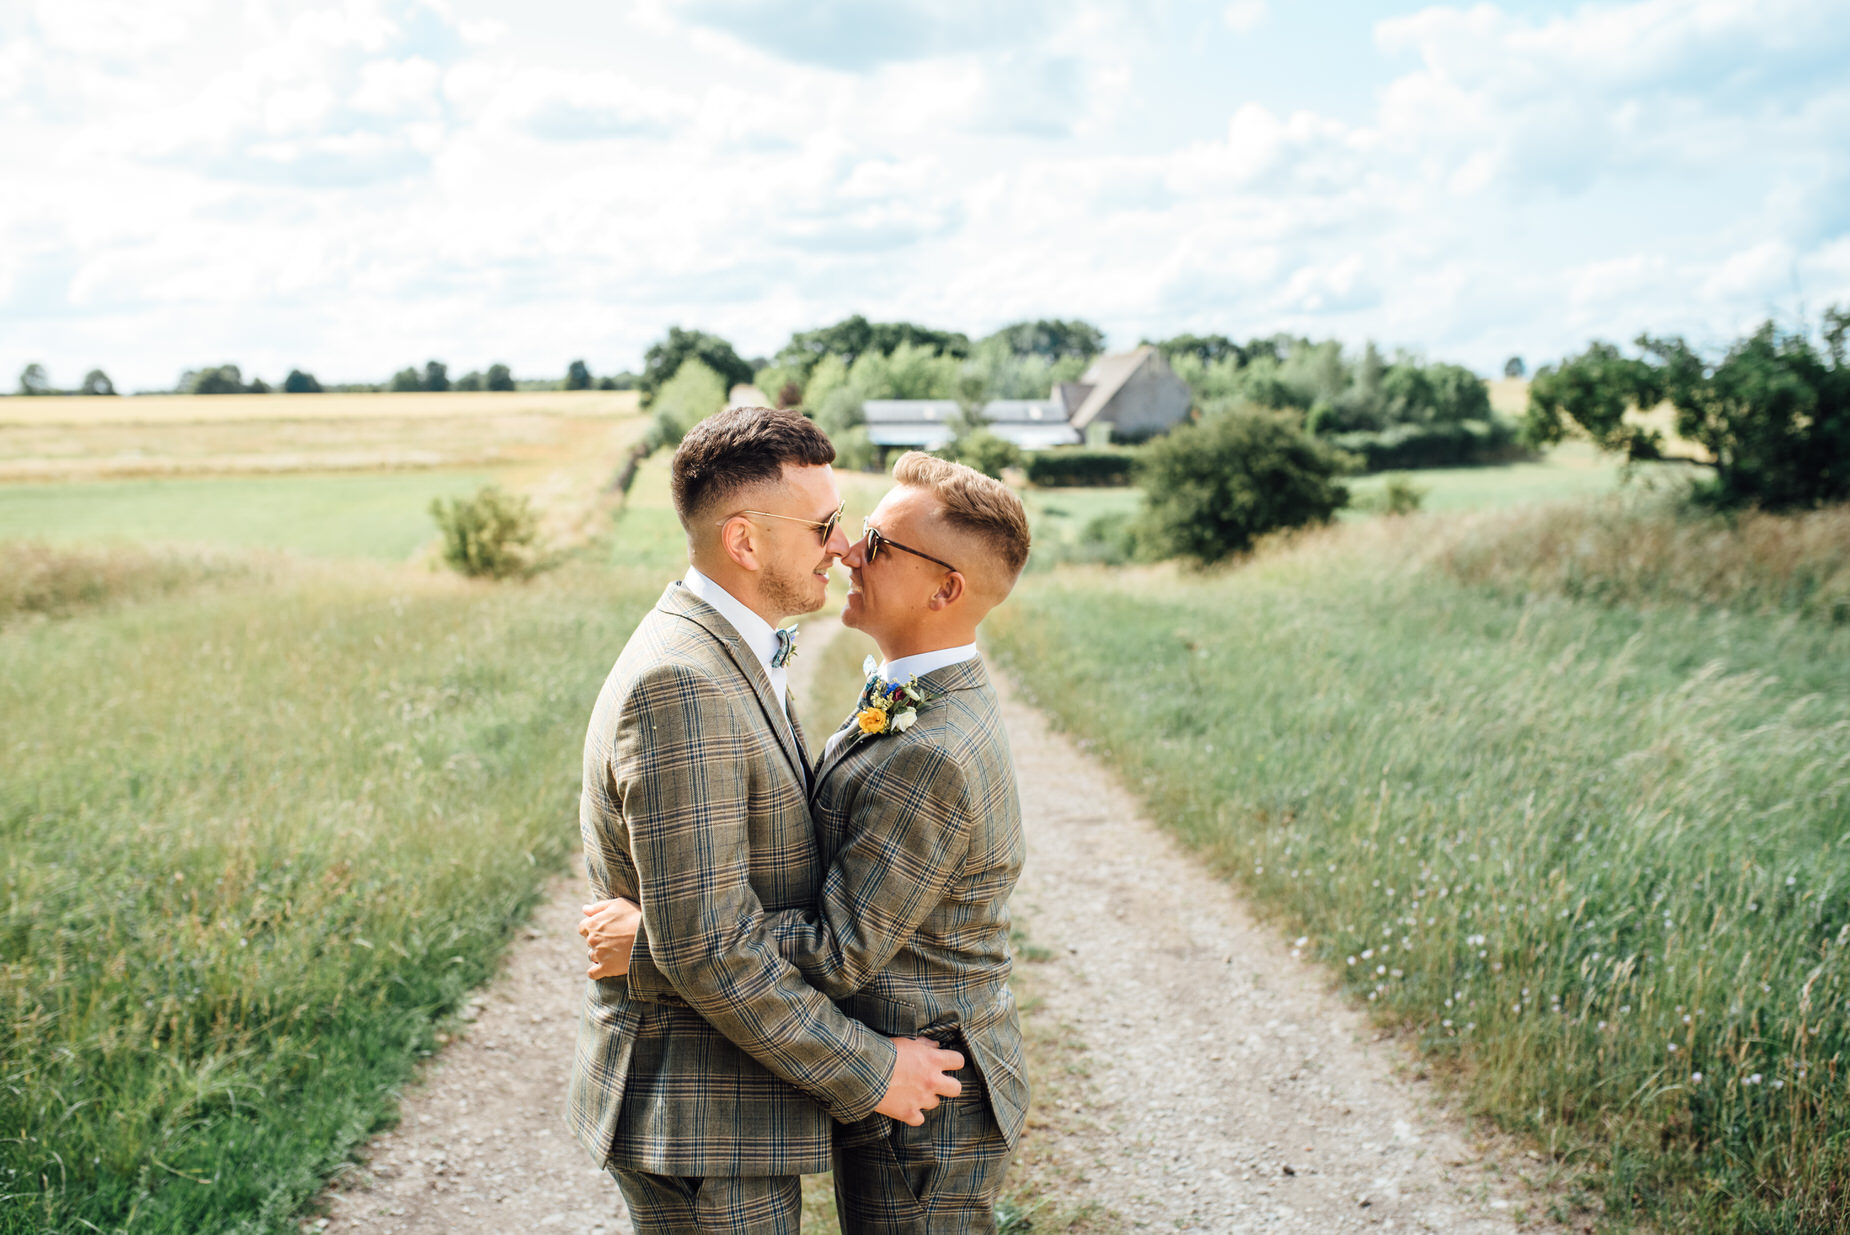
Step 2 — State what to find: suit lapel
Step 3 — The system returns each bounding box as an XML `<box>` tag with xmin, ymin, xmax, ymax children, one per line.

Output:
<box><xmin>786</xmin><ymin>693</ymin><xmax>813</xmax><ymax>791</ymax></box>
<box><xmin>657</xmin><ymin>583</ymin><xmax>809</xmax><ymax>789</ymax></box>
<box><xmin>811</xmin><ymin>655</ymin><xmax>990</xmax><ymax>792</ymax></box>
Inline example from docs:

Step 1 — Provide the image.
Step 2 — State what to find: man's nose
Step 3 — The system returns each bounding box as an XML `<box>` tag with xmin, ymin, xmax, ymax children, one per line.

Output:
<box><xmin>840</xmin><ymin>536</ymin><xmax>869</xmax><ymax>568</ymax></box>
<box><xmin>825</xmin><ymin>521</ymin><xmax>854</xmax><ymax>562</ymax></box>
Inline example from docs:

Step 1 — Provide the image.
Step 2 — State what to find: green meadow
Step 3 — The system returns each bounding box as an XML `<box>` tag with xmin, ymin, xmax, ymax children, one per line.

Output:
<box><xmin>986</xmin><ymin>512</ymin><xmax>1850</xmax><ymax>1232</ymax></box>
<box><xmin>1</xmin><ymin>559</ymin><xmax>661</xmax><ymax>1234</ymax></box>
<box><xmin>0</xmin><ymin>471</ymin><xmax>507</xmax><ymax>561</ymax></box>
<box><xmin>8</xmin><ymin>428</ymin><xmax>1839</xmax><ymax>1233</ymax></box>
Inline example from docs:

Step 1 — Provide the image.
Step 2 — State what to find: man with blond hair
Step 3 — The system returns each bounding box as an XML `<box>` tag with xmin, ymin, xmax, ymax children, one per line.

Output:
<box><xmin>588</xmin><ymin>451</ymin><xmax>1034</xmax><ymax>1233</ymax></box>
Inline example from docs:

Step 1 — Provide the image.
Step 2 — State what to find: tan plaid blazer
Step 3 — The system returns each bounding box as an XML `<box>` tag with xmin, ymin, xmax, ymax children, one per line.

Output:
<box><xmin>566</xmin><ymin>582</ymin><xmax>897</xmax><ymax>1177</ymax></box>
<box><xmin>767</xmin><ymin>656</ymin><xmax>1030</xmax><ymax>1149</ymax></box>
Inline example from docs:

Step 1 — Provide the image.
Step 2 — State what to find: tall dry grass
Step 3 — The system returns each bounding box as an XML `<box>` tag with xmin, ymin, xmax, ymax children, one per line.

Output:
<box><xmin>1</xmin><ymin>560</ymin><xmax>659</xmax><ymax>1234</ymax></box>
<box><xmin>990</xmin><ymin>500</ymin><xmax>1850</xmax><ymax>1231</ymax></box>
<box><xmin>1425</xmin><ymin>500</ymin><xmax>1850</xmax><ymax>623</ymax></box>
<box><xmin>0</xmin><ymin>540</ymin><xmax>266</xmax><ymax>623</ymax></box>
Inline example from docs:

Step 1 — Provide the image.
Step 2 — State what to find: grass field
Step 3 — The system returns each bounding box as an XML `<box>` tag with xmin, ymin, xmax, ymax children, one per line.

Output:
<box><xmin>0</xmin><ymin>560</ymin><xmax>661</xmax><ymax>1235</ymax></box>
<box><xmin>0</xmin><ymin>471</ymin><xmax>506</xmax><ymax>560</ymax></box>
<box><xmin>1345</xmin><ymin>441</ymin><xmax>1630</xmax><ymax>514</ymax></box>
<box><xmin>0</xmin><ymin>404</ymin><xmax>656</xmax><ymax>1233</ymax></box>
<box><xmin>986</xmin><ymin>522</ymin><xmax>1850</xmax><ymax>1232</ymax></box>
<box><xmin>0</xmin><ymin>442</ymin><xmax>946</xmax><ymax>1235</ymax></box>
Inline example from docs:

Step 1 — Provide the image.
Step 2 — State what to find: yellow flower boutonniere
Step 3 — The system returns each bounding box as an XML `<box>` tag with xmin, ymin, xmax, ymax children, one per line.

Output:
<box><xmin>849</xmin><ymin>655</ymin><xmax>929</xmax><ymax>740</ymax></box>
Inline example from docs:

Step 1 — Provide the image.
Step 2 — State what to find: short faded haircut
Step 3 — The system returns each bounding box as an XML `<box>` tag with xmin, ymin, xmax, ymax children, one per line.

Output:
<box><xmin>891</xmin><ymin>451</ymin><xmax>1032</xmax><ymax>583</ymax></box>
<box><xmin>670</xmin><ymin>406</ymin><xmax>835</xmax><ymax>528</ymax></box>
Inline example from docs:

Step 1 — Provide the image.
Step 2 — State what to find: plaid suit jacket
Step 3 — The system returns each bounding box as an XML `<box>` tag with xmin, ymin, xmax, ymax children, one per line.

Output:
<box><xmin>566</xmin><ymin>582</ymin><xmax>897</xmax><ymax>1177</ymax></box>
<box><xmin>766</xmin><ymin>656</ymin><xmax>1030</xmax><ymax>1148</ymax></box>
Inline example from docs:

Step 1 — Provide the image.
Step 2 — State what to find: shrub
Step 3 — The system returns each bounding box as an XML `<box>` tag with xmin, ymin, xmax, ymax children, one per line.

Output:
<box><xmin>1353</xmin><ymin>473</ymin><xmax>1428</xmax><ymax>516</ymax></box>
<box><xmin>1137</xmin><ymin>407</ymin><xmax>1352</xmax><ymax>564</ymax></box>
<box><xmin>1329</xmin><ymin>418</ymin><xmax>1524</xmax><ymax>471</ymax></box>
<box><xmin>648</xmin><ymin>358</ymin><xmax>728</xmax><ymax>449</ymax></box>
<box><xmin>943</xmin><ymin>429</ymin><xmax>1021</xmax><ymax>479</ymax></box>
<box><xmin>831</xmin><ymin>425</ymin><xmax>885</xmax><ymax>472</ymax></box>
<box><xmin>429</xmin><ymin>486</ymin><xmax>541</xmax><ymax>579</ymax></box>
<box><xmin>813</xmin><ymin>385</ymin><xmax>866</xmax><ymax>438</ymax></box>
<box><xmin>1023</xmin><ymin>448</ymin><xmax>1136</xmax><ymax>488</ymax></box>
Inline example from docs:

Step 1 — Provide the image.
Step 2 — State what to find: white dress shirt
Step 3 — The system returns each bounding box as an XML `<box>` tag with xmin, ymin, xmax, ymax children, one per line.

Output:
<box><xmin>824</xmin><ymin>643</ymin><xmax>980</xmax><ymax>761</ymax></box>
<box><xmin>682</xmin><ymin>566</ymin><xmax>790</xmax><ymax>711</ymax></box>
<box><xmin>878</xmin><ymin>643</ymin><xmax>979</xmax><ymax>685</ymax></box>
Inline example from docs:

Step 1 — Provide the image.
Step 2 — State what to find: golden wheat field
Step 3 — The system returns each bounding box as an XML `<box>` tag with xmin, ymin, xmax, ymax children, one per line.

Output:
<box><xmin>0</xmin><ymin>390</ymin><xmax>644</xmax><ymax>483</ymax></box>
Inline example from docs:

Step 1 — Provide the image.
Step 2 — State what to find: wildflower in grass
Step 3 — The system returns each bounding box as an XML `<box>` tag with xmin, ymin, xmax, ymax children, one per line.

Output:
<box><xmin>1691</xmin><ymin>1073</ymin><xmax>1703</xmax><ymax>1084</ymax></box>
<box><xmin>1747</xmin><ymin>1073</ymin><xmax>1763</xmax><ymax>1085</ymax></box>
<box><xmin>1668</xmin><ymin>1042</ymin><xmax>1678</xmax><ymax>1052</ymax></box>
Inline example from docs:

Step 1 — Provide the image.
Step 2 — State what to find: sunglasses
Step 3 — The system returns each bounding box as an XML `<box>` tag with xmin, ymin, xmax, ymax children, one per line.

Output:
<box><xmin>862</xmin><ymin>518</ymin><xmax>959</xmax><ymax>575</ymax></box>
<box><xmin>724</xmin><ymin>500</ymin><xmax>846</xmax><ymax>545</ymax></box>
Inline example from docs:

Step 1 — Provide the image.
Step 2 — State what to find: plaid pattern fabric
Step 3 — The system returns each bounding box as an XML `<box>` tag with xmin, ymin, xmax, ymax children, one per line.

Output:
<box><xmin>611</xmin><ymin>1169</ymin><xmax>804</xmax><ymax>1235</ymax></box>
<box><xmin>567</xmin><ymin>583</ymin><xmax>897</xmax><ymax>1177</ymax></box>
<box><xmin>831</xmin><ymin>1047</ymin><xmax>1012</xmax><ymax>1235</ymax></box>
<box><xmin>769</xmin><ymin>657</ymin><xmax>1031</xmax><ymax>1150</ymax></box>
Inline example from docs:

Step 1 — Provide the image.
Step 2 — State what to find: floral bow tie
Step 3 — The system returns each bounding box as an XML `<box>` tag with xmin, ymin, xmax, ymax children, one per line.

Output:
<box><xmin>770</xmin><ymin>625</ymin><xmax>798</xmax><ymax>669</ymax></box>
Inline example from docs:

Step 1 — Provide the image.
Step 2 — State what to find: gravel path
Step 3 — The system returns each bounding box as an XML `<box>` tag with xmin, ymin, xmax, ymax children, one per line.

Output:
<box><xmin>314</xmin><ymin>631</ymin><xmax>1544</xmax><ymax>1235</ymax></box>
<box><xmin>996</xmin><ymin>671</ymin><xmax>1538</xmax><ymax>1233</ymax></box>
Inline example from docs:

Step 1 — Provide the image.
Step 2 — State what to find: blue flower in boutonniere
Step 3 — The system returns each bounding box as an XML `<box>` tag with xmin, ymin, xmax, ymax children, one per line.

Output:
<box><xmin>853</xmin><ymin>654</ymin><xmax>930</xmax><ymax>737</ymax></box>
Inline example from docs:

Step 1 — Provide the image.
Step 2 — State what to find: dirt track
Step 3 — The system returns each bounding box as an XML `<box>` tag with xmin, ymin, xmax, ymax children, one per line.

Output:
<box><xmin>315</xmin><ymin>628</ymin><xmax>1544</xmax><ymax>1234</ymax></box>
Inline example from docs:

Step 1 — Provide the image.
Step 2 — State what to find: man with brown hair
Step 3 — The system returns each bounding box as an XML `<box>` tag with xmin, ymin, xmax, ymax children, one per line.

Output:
<box><xmin>568</xmin><ymin>412</ymin><xmax>966</xmax><ymax>1235</ymax></box>
<box><xmin>589</xmin><ymin>451</ymin><xmax>1035</xmax><ymax>1233</ymax></box>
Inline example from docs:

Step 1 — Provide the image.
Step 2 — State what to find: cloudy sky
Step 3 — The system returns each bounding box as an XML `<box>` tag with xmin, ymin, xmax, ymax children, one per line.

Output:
<box><xmin>3</xmin><ymin>0</ymin><xmax>1847</xmax><ymax>391</ymax></box>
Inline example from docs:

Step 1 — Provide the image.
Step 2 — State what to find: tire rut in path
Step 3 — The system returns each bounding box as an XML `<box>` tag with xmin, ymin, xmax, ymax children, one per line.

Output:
<box><xmin>316</xmin><ymin>635</ymin><xmax>1545</xmax><ymax>1235</ymax></box>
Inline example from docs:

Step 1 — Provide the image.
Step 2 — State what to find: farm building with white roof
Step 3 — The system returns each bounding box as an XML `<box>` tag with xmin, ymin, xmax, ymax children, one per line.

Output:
<box><xmin>861</xmin><ymin>345</ymin><xmax>1192</xmax><ymax>451</ymax></box>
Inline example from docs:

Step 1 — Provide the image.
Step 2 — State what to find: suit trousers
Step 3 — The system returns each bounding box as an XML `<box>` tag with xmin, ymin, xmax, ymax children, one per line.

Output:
<box><xmin>831</xmin><ymin>1051</ymin><xmax>1013</xmax><ymax>1235</ymax></box>
<box><xmin>610</xmin><ymin>1169</ymin><xmax>803</xmax><ymax>1235</ymax></box>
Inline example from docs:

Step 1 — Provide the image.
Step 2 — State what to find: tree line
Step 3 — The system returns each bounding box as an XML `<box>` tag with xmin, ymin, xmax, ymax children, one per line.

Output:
<box><xmin>11</xmin><ymin>360</ymin><xmax>641</xmax><ymax>397</ymax></box>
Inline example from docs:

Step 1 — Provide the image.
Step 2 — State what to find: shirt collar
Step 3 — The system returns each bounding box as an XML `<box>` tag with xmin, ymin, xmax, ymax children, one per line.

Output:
<box><xmin>879</xmin><ymin>643</ymin><xmax>979</xmax><ymax>685</ymax></box>
<box><xmin>683</xmin><ymin>566</ymin><xmax>786</xmax><ymax>700</ymax></box>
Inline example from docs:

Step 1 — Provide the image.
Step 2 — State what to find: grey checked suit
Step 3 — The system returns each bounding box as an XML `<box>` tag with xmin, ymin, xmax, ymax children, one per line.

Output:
<box><xmin>628</xmin><ymin>654</ymin><xmax>1029</xmax><ymax>1233</ymax></box>
<box><xmin>567</xmin><ymin>582</ymin><xmax>897</xmax><ymax>1181</ymax></box>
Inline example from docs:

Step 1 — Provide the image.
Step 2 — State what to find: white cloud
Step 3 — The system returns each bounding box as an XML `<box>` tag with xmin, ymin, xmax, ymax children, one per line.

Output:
<box><xmin>1223</xmin><ymin>1</ymin><xmax>1268</xmax><ymax>34</ymax></box>
<box><xmin>2</xmin><ymin>0</ymin><xmax>1848</xmax><ymax>390</ymax></box>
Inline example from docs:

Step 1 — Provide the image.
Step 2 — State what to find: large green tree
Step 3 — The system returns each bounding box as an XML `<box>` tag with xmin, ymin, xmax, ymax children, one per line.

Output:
<box><xmin>982</xmin><ymin>319</ymin><xmax>1104</xmax><ymax>361</ymax></box>
<box><xmin>18</xmin><ymin>363</ymin><xmax>49</xmax><ymax>395</ymax></box>
<box><xmin>80</xmin><ymin>369</ymin><xmax>115</xmax><ymax>396</ymax></box>
<box><xmin>641</xmin><ymin>327</ymin><xmax>753</xmax><ymax>407</ymax></box>
<box><xmin>189</xmin><ymin>365</ymin><xmax>247</xmax><ymax>395</ymax></box>
<box><xmin>1153</xmin><ymin>333</ymin><xmax>1247</xmax><ymax>367</ymax></box>
<box><xmin>771</xmin><ymin>314</ymin><xmax>970</xmax><ymax>377</ymax></box>
<box><xmin>1525</xmin><ymin>309</ymin><xmax>1850</xmax><ymax>509</ymax></box>
<box><xmin>565</xmin><ymin>359</ymin><xmax>592</xmax><ymax>391</ymax></box>
<box><xmin>485</xmin><ymin>363</ymin><xmax>515</xmax><ymax>392</ymax></box>
<box><xmin>283</xmin><ymin>369</ymin><xmax>321</xmax><ymax>394</ymax></box>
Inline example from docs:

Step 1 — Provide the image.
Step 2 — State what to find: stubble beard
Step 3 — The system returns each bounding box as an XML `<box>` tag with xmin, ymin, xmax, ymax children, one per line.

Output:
<box><xmin>762</xmin><ymin>555</ymin><xmax>824</xmax><ymax>619</ymax></box>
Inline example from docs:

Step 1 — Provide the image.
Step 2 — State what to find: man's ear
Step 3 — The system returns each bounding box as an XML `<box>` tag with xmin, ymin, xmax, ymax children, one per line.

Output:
<box><xmin>719</xmin><ymin>516</ymin><xmax>762</xmax><ymax>572</ymax></box>
<box><xmin>927</xmin><ymin>570</ymin><xmax>966</xmax><ymax>610</ymax></box>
